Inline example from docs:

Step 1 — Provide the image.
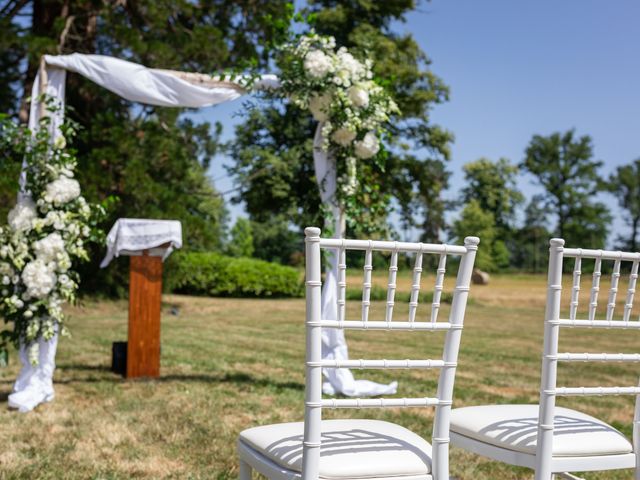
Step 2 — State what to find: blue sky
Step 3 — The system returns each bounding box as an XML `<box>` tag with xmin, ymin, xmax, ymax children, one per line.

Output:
<box><xmin>193</xmin><ymin>0</ymin><xmax>640</xmax><ymax>243</ymax></box>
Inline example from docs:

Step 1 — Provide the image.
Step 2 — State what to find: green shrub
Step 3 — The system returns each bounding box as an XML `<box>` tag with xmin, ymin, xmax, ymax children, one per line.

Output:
<box><xmin>346</xmin><ymin>286</ymin><xmax>454</xmax><ymax>304</ymax></box>
<box><xmin>165</xmin><ymin>252</ymin><xmax>303</xmax><ymax>298</ymax></box>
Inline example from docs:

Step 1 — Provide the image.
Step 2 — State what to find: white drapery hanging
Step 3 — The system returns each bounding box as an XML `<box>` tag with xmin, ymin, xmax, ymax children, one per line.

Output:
<box><xmin>12</xmin><ymin>53</ymin><xmax>394</xmax><ymax>412</ymax></box>
<box><xmin>312</xmin><ymin>124</ymin><xmax>397</xmax><ymax>396</ymax></box>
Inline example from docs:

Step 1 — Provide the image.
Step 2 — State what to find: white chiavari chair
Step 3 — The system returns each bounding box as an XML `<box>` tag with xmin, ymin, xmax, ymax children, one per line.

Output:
<box><xmin>237</xmin><ymin>227</ymin><xmax>479</xmax><ymax>480</ymax></box>
<box><xmin>450</xmin><ymin>238</ymin><xmax>640</xmax><ymax>480</ymax></box>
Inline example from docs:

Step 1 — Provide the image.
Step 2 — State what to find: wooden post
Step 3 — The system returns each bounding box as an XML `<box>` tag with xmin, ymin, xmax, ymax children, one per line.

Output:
<box><xmin>126</xmin><ymin>250</ymin><xmax>163</xmax><ymax>378</ymax></box>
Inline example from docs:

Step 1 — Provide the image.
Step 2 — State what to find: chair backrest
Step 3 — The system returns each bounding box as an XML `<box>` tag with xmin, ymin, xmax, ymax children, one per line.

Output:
<box><xmin>303</xmin><ymin>227</ymin><xmax>479</xmax><ymax>480</ymax></box>
<box><xmin>537</xmin><ymin>239</ymin><xmax>640</xmax><ymax>477</ymax></box>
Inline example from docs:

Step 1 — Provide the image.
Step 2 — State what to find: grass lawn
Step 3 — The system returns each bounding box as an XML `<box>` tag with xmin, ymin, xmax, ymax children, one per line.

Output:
<box><xmin>1</xmin><ymin>272</ymin><xmax>639</xmax><ymax>479</ymax></box>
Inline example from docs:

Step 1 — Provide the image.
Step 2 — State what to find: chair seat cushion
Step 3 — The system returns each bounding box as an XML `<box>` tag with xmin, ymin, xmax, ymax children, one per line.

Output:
<box><xmin>239</xmin><ymin>419</ymin><xmax>432</xmax><ymax>479</ymax></box>
<box><xmin>450</xmin><ymin>404</ymin><xmax>632</xmax><ymax>457</ymax></box>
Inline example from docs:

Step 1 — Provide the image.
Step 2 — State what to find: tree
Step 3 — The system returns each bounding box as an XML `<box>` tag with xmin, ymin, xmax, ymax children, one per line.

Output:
<box><xmin>229</xmin><ymin>1</ymin><xmax>453</xmax><ymax>255</ymax></box>
<box><xmin>609</xmin><ymin>159</ymin><xmax>640</xmax><ymax>251</ymax></box>
<box><xmin>522</xmin><ymin>130</ymin><xmax>611</xmax><ymax>248</ymax></box>
<box><xmin>510</xmin><ymin>195</ymin><xmax>551</xmax><ymax>272</ymax></box>
<box><xmin>461</xmin><ymin>158</ymin><xmax>524</xmax><ymax>232</ymax></box>
<box><xmin>0</xmin><ymin>0</ymin><xmax>294</xmax><ymax>295</ymax></box>
<box><xmin>227</xmin><ymin>217</ymin><xmax>254</xmax><ymax>258</ymax></box>
<box><xmin>450</xmin><ymin>200</ymin><xmax>507</xmax><ymax>272</ymax></box>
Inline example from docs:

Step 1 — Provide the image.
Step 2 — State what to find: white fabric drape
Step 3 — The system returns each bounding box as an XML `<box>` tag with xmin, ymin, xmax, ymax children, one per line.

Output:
<box><xmin>313</xmin><ymin>124</ymin><xmax>397</xmax><ymax>397</ymax></box>
<box><xmin>13</xmin><ymin>54</ymin><xmax>394</xmax><ymax>412</ymax></box>
<box><xmin>100</xmin><ymin>218</ymin><xmax>183</xmax><ymax>268</ymax></box>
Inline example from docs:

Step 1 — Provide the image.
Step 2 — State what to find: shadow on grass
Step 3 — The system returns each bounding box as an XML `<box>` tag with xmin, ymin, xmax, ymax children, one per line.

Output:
<box><xmin>52</xmin><ymin>365</ymin><xmax>305</xmax><ymax>392</ymax></box>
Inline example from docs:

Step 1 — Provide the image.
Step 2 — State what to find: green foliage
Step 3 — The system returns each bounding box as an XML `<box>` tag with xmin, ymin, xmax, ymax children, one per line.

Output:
<box><xmin>0</xmin><ymin>108</ymin><xmax>105</xmax><ymax>361</ymax></box>
<box><xmin>227</xmin><ymin>217</ymin><xmax>254</xmax><ymax>258</ymax></box>
<box><xmin>509</xmin><ymin>195</ymin><xmax>551</xmax><ymax>272</ymax></box>
<box><xmin>166</xmin><ymin>251</ymin><xmax>303</xmax><ymax>298</ymax></box>
<box><xmin>609</xmin><ymin>159</ymin><xmax>640</xmax><ymax>251</ymax></box>
<box><xmin>451</xmin><ymin>200</ymin><xmax>506</xmax><ymax>272</ymax></box>
<box><xmin>522</xmin><ymin>130</ymin><xmax>611</xmax><ymax>248</ymax></box>
<box><xmin>229</xmin><ymin>0</ymin><xmax>453</xmax><ymax>255</ymax></box>
<box><xmin>461</xmin><ymin>158</ymin><xmax>524</xmax><ymax>232</ymax></box>
<box><xmin>250</xmin><ymin>216</ymin><xmax>304</xmax><ymax>266</ymax></box>
<box><xmin>346</xmin><ymin>285</ymin><xmax>453</xmax><ymax>304</ymax></box>
<box><xmin>0</xmin><ymin>0</ymin><xmax>295</xmax><ymax>296</ymax></box>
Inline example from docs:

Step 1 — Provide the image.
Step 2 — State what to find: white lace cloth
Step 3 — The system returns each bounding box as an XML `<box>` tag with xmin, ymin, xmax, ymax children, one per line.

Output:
<box><xmin>100</xmin><ymin>218</ymin><xmax>183</xmax><ymax>268</ymax></box>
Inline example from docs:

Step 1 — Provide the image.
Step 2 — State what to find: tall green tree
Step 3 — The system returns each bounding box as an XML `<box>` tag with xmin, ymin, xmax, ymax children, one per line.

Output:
<box><xmin>227</xmin><ymin>217</ymin><xmax>254</xmax><ymax>258</ymax></box>
<box><xmin>609</xmin><ymin>159</ymin><xmax>640</xmax><ymax>251</ymax></box>
<box><xmin>229</xmin><ymin>1</ymin><xmax>452</xmax><ymax>252</ymax></box>
<box><xmin>510</xmin><ymin>195</ymin><xmax>551</xmax><ymax>272</ymax></box>
<box><xmin>0</xmin><ymin>0</ymin><xmax>293</xmax><ymax>295</ymax></box>
<box><xmin>522</xmin><ymin>130</ymin><xmax>611</xmax><ymax>248</ymax></box>
<box><xmin>460</xmin><ymin>157</ymin><xmax>523</xmax><ymax>232</ymax></box>
<box><xmin>450</xmin><ymin>200</ymin><xmax>507</xmax><ymax>272</ymax></box>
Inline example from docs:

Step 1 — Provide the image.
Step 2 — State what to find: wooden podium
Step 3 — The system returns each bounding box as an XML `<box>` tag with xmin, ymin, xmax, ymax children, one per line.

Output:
<box><xmin>126</xmin><ymin>248</ymin><xmax>165</xmax><ymax>378</ymax></box>
<box><xmin>102</xmin><ymin>218</ymin><xmax>182</xmax><ymax>379</ymax></box>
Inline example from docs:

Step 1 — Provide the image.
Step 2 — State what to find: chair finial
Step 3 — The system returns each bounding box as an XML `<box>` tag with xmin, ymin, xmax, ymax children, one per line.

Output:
<box><xmin>305</xmin><ymin>227</ymin><xmax>321</xmax><ymax>238</ymax></box>
<box><xmin>464</xmin><ymin>236</ymin><xmax>480</xmax><ymax>247</ymax></box>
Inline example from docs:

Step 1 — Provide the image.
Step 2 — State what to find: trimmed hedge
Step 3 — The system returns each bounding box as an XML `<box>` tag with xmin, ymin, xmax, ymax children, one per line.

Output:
<box><xmin>165</xmin><ymin>252</ymin><xmax>303</xmax><ymax>298</ymax></box>
<box><xmin>346</xmin><ymin>286</ymin><xmax>454</xmax><ymax>304</ymax></box>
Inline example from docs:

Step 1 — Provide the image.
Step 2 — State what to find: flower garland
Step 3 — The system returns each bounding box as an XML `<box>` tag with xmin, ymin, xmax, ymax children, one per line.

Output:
<box><xmin>275</xmin><ymin>32</ymin><xmax>399</xmax><ymax>228</ymax></box>
<box><xmin>0</xmin><ymin>103</ymin><xmax>103</xmax><ymax>365</ymax></box>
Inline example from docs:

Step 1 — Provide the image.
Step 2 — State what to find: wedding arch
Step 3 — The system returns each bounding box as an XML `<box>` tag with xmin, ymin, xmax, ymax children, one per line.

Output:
<box><xmin>6</xmin><ymin>34</ymin><xmax>399</xmax><ymax>412</ymax></box>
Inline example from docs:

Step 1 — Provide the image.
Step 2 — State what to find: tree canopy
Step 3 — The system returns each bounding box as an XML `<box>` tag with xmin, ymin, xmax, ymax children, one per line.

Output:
<box><xmin>0</xmin><ymin>0</ymin><xmax>294</xmax><ymax>294</ymax></box>
<box><xmin>522</xmin><ymin>130</ymin><xmax>611</xmax><ymax>249</ymax></box>
<box><xmin>228</xmin><ymin>0</ymin><xmax>453</xmax><ymax>262</ymax></box>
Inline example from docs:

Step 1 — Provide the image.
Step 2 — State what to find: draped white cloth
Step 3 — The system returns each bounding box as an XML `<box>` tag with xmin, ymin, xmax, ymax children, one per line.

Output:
<box><xmin>12</xmin><ymin>53</ymin><xmax>394</xmax><ymax>412</ymax></box>
<box><xmin>313</xmin><ymin>124</ymin><xmax>397</xmax><ymax>397</ymax></box>
<box><xmin>100</xmin><ymin>218</ymin><xmax>183</xmax><ymax>268</ymax></box>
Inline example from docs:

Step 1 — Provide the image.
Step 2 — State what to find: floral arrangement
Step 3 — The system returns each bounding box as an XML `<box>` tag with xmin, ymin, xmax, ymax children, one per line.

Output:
<box><xmin>0</xmin><ymin>103</ymin><xmax>103</xmax><ymax>365</ymax></box>
<box><xmin>275</xmin><ymin>32</ymin><xmax>399</xmax><ymax>227</ymax></box>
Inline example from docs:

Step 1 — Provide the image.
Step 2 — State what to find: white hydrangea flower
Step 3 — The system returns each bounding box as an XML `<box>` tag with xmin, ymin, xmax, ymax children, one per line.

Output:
<box><xmin>8</xmin><ymin>197</ymin><xmax>37</xmax><ymax>232</ymax></box>
<box><xmin>348</xmin><ymin>85</ymin><xmax>370</xmax><ymax>108</ymax></box>
<box><xmin>45</xmin><ymin>176</ymin><xmax>81</xmax><ymax>205</ymax></box>
<box><xmin>331</xmin><ymin>127</ymin><xmax>357</xmax><ymax>147</ymax></box>
<box><xmin>308</xmin><ymin>93</ymin><xmax>332</xmax><ymax>121</ymax></box>
<box><xmin>21</xmin><ymin>260</ymin><xmax>57</xmax><ymax>300</ymax></box>
<box><xmin>44</xmin><ymin>211</ymin><xmax>67</xmax><ymax>230</ymax></box>
<box><xmin>337</xmin><ymin>49</ymin><xmax>364</xmax><ymax>78</ymax></box>
<box><xmin>354</xmin><ymin>131</ymin><xmax>380</xmax><ymax>159</ymax></box>
<box><xmin>33</xmin><ymin>232</ymin><xmax>66</xmax><ymax>264</ymax></box>
<box><xmin>332</xmin><ymin>69</ymin><xmax>352</xmax><ymax>87</ymax></box>
<box><xmin>304</xmin><ymin>50</ymin><xmax>334</xmax><ymax>78</ymax></box>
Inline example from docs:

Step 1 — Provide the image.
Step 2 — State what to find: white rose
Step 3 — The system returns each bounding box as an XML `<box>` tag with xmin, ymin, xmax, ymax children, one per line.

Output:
<box><xmin>1</xmin><ymin>276</ymin><xmax>9</xmax><ymax>285</ymax></box>
<box><xmin>24</xmin><ymin>310</ymin><xmax>33</xmax><ymax>319</ymax></box>
<box><xmin>308</xmin><ymin>93</ymin><xmax>332</xmax><ymax>122</ymax></box>
<box><xmin>304</xmin><ymin>50</ymin><xmax>334</xmax><ymax>78</ymax></box>
<box><xmin>45</xmin><ymin>176</ymin><xmax>81</xmax><ymax>205</ymax></box>
<box><xmin>53</xmin><ymin>135</ymin><xmax>67</xmax><ymax>150</ymax></box>
<box><xmin>33</xmin><ymin>232</ymin><xmax>66</xmax><ymax>264</ymax></box>
<box><xmin>21</xmin><ymin>260</ymin><xmax>57</xmax><ymax>299</ymax></box>
<box><xmin>354</xmin><ymin>132</ymin><xmax>380</xmax><ymax>159</ymax></box>
<box><xmin>331</xmin><ymin>127</ymin><xmax>357</xmax><ymax>147</ymax></box>
<box><xmin>348</xmin><ymin>86</ymin><xmax>369</xmax><ymax>108</ymax></box>
<box><xmin>8</xmin><ymin>198</ymin><xmax>37</xmax><ymax>232</ymax></box>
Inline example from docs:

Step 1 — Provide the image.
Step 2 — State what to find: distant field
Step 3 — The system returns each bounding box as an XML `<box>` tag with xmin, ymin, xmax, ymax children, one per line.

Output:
<box><xmin>0</xmin><ymin>273</ymin><xmax>638</xmax><ymax>479</ymax></box>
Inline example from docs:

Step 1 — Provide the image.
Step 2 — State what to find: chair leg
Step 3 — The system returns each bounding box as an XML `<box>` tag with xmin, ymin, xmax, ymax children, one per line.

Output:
<box><xmin>239</xmin><ymin>459</ymin><xmax>252</xmax><ymax>480</ymax></box>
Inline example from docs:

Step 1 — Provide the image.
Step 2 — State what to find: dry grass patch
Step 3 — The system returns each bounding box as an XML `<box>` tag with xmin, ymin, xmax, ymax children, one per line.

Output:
<box><xmin>0</xmin><ymin>274</ymin><xmax>638</xmax><ymax>478</ymax></box>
